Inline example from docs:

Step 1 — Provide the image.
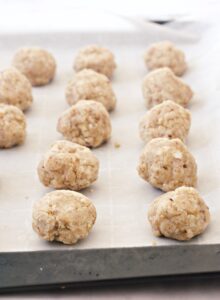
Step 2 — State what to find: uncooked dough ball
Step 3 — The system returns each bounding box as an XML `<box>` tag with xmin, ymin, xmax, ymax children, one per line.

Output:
<box><xmin>139</xmin><ymin>100</ymin><xmax>191</xmax><ymax>143</ymax></box>
<box><xmin>32</xmin><ymin>190</ymin><xmax>97</xmax><ymax>245</ymax></box>
<box><xmin>38</xmin><ymin>140</ymin><xmax>99</xmax><ymax>190</ymax></box>
<box><xmin>148</xmin><ymin>187</ymin><xmax>210</xmax><ymax>241</ymax></box>
<box><xmin>0</xmin><ymin>104</ymin><xmax>26</xmax><ymax>148</ymax></box>
<box><xmin>142</xmin><ymin>67</ymin><xmax>193</xmax><ymax>108</ymax></box>
<box><xmin>65</xmin><ymin>69</ymin><xmax>116</xmax><ymax>111</ymax></box>
<box><xmin>12</xmin><ymin>47</ymin><xmax>56</xmax><ymax>86</ymax></box>
<box><xmin>0</xmin><ymin>67</ymin><xmax>32</xmax><ymax>111</ymax></box>
<box><xmin>137</xmin><ymin>138</ymin><xmax>197</xmax><ymax>192</ymax></box>
<box><xmin>57</xmin><ymin>100</ymin><xmax>111</xmax><ymax>148</ymax></box>
<box><xmin>74</xmin><ymin>45</ymin><xmax>116</xmax><ymax>78</ymax></box>
<box><xmin>144</xmin><ymin>41</ymin><xmax>187</xmax><ymax>76</ymax></box>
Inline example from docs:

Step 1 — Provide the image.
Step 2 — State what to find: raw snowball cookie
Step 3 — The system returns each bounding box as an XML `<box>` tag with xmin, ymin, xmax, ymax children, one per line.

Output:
<box><xmin>137</xmin><ymin>138</ymin><xmax>197</xmax><ymax>192</ymax></box>
<box><xmin>148</xmin><ymin>187</ymin><xmax>210</xmax><ymax>241</ymax></box>
<box><xmin>142</xmin><ymin>67</ymin><xmax>193</xmax><ymax>108</ymax></box>
<box><xmin>57</xmin><ymin>100</ymin><xmax>111</xmax><ymax>148</ymax></box>
<box><xmin>32</xmin><ymin>190</ymin><xmax>97</xmax><ymax>245</ymax></box>
<box><xmin>74</xmin><ymin>45</ymin><xmax>116</xmax><ymax>78</ymax></box>
<box><xmin>66</xmin><ymin>69</ymin><xmax>116</xmax><ymax>111</ymax></box>
<box><xmin>139</xmin><ymin>100</ymin><xmax>191</xmax><ymax>143</ymax></box>
<box><xmin>12</xmin><ymin>47</ymin><xmax>56</xmax><ymax>86</ymax></box>
<box><xmin>0</xmin><ymin>104</ymin><xmax>26</xmax><ymax>148</ymax></box>
<box><xmin>0</xmin><ymin>67</ymin><xmax>32</xmax><ymax>111</ymax></box>
<box><xmin>38</xmin><ymin>140</ymin><xmax>99</xmax><ymax>190</ymax></box>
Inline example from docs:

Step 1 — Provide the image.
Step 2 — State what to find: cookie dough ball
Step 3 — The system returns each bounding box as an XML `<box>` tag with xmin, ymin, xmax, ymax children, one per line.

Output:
<box><xmin>148</xmin><ymin>187</ymin><xmax>210</xmax><ymax>241</ymax></box>
<box><xmin>142</xmin><ymin>68</ymin><xmax>193</xmax><ymax>108</ymax></box>
<box><xmin>12</xmin><ymin>47</ymin><xmax>56</xmax><ymax>86</ymax></box>
<box><xmin>0</xmin><ymin>67</ymin><xmax>32</xmax><ymax>111</ymax></box>
<box><xmin>38</xmin><ymin>140</ymin><xmax>99</xmax><ymax>190</ymax></box>
<box><xmin>139</xmin><ymin>100</ymin><xmax>191</xmax><ymax>143</ymax></box>
<box><xmin>137</xmin><ymin>138</ymin><xmax>197</xmax><ymax>192</ymax></box>
<box><xmin>32</xmin><ymin>190</ymin><xmax>97</xmax><ymax>245</ymax></box>
<box><xmin>74</xmin><ymin>45</ymin><xmax>116</xmax><ymax>78</ymax></box>
<box><xmin>66</xmin><ymin>69</ymin><xmax>116</xmax><ymax>111</ymax></box>
<box><xmin>0</xmin><ymin>104</ymin><xmax>26</xmax><ymax>148</ymax></box>
<box><xmin>57</xmin><ymin>100</ymin><xmax>111</xmax><ymax>148</ymax></box>
<box><xmin>144</xmin><ymin>41</ymin><xmax>187</xmax><ymax>76</ymax></box>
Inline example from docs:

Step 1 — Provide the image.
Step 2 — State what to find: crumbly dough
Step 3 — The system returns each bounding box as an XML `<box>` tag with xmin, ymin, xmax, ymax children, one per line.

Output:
<box><xmin>74</xmin><ymin>45</ymin><xmax>116</xmax><ymax>78</ymax></box>
<box><xmin>32</xmin><ymin>190</ymin><xmax>97</xmax><ymax>245</ymax></box>
<box><xmin>38</xmin><ymin>140</ymin><xmax>99</xmax><ymax>190</ymax></box>
<box><xmin>137</xmin><ymin>138</ymin><xmax>197</xmax><ymax>192</ymax></box>
<box><xmin>12</xmin><ymin>47</ymin><xmax>56</xmax><ymax>86</ymax></box>
<box><xmin>142</xmin><ymin>67</ymin><xmax>193</xmax><ymax>108</ymax></box>
<box><xmin>0</xmin><ymin>67</ymin><xmax>33</xmax><ymax>111</ymax></box>
<box><xmin>139</xmin><ymin>100</ymin><xmax>191</xmax><ymax>143</ymax></box>
<box><xmin>144</xmin><ymin>41</ymin><xmax>187</xmax><ymax>76</ymax></box>
<box><xmin>65</xmin><ymin>69</ymin><xmax>116</xmax><ymax>111</ymax></box>
<box><xmin>57</xmin><ymin>100</ymin><xmax>111</xmax><ymax>148</ymax></box>
<box><xmin>0</xmin><ymin>104</ymin><xmax>26</xmax><ymax>148</ymax></box>
<box><xmin>148</xmin><ymin>187</ymin><xmax>210</xmax><ymax>241</ymax></box>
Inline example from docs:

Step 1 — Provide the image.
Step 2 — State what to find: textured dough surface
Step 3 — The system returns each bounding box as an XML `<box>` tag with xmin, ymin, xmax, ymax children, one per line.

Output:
<box><xmin>32</xmin><ymin>190</ymin><xmax>97</xmax><ymax>245</ymax></box>
<box><xmin>38</xmin><ymin>140</ymin><xmax>99</xmax><ymax>190</ymax></box>
<box><xmin>142</xmin><ymin>67</ymin><xmax>193</xmax><ymax>108</ymax></box>
<box><xmin>148</xmin><ymin>187</ymin><xmax>210</xmax><ymax>241</ymax></box>
<box><xmin>139</xmin><ymin>100</ymin><xmax>191</xmax><ymax>143</ymax></box>
<box><xmin>144</xmin><ymin>41</ymin><xmax>187</xmax><ymax>76</ymax></box>
<box><xmin>0</xmin><ymin>67</ymin><xmax>33</xmax><ymax>111</ymax></box>
<box><xmin>137</xmin><ymin>138</ymin><xmax>197</xmax><ymax>192</ymax></box>
<box><xmin>66</xmin><ymin>69</ymin><xmax>116</xmax><ymax>111</ymax></box>
<box><xmin>57</xmin><ymin>100</ymin><xmax>111</xmax><ymax>148</ymax></box>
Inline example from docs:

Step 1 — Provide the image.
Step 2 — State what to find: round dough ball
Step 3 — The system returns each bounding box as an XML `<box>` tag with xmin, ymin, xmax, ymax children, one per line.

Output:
<box><xmin>57</xmin><ymin>100</ymin><xmax>111</xmax><ymax>148</ymax></box>
<box><xmin>148</xmin><ymin>187</ymin><xmax>210</xmax><ymax>241</ymax></box>
<box><xmin>139</xmin><ymin>100</ymin><xmax>191</xmax><ymax>143</ymax></box>
<box><xmin>74</xmin><ymin>45</ymin><xmax>116</xmax><ymax>78</ymax></box>
<box><xmin>144</xmin><ymin>41</ymin><xmax>187</xmax><ymax>76</ymax></box>
<box><xmin>65</xmin><ymin>69</ymin><xmax>116</xmax><ymax>111</ymax></box>
<box><xmin>32</xmin><ymin>190</ymin><xmax>97</xmax><ymax>245</ymax></box>
<box><xmin>12</xmin><ymin>47</ymin><xmax>56</xmax><ymax>86</ymax></box>
<box><xmin>142</xmin><ymin>67</ymin><xmax>193</xmax><ymax>108</ymax></box>
<box><xmin>38</xmin><ymin>140</ymin><xmax>99</xmax><ymax>190</ymax></box>
<box><xmin>137</xmin><ymin>138</ymin><xmax>197</xmax><ymax>192</ymax></box>
<box><xmin>0</xmin><ymin>67</ymin><xmax>33</xmax><ymax>111</ymax></box>
<box><xmin>0</xmin><ymin>104</ymin><xmax>26</xmax><ymax>148</ymax></box>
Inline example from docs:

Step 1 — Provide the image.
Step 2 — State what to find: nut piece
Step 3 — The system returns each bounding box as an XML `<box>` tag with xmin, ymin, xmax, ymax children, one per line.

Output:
<box><xmin>66</xmin><ymin>69</ymin><xmax>116</xmax><ymax>111</ymax></box>
<box><xmin>0</xmin><ymin>67</ymin><xmax>33</xmax><ymax>111</ymax></box>
<box><xmin>137</xmin><ymin>138</ymin><xmax>197</xmax><ymax>192</ymax></box>
<box><xmin>0</xmin><ymin>104</ymin><xmax>26</xmax><ymax>148</ymax></box>
<box><xmin>38</xmin><ymin>140</ymin><xmax>99</xmax><ymax>190</ymax></box>
<box><xmin>148</xmin><ymin>187</ymin><xmax>210</xmax><ymax>241</ymax></box>
<box><xmin>142</xmin><ymin>67</ymin><xmax>193</xmax><ymax>108</ymax></box>
<box><xmin>57</xmin><ymin>100</ymin><xmax>111</xmax><ymax>148</ymax></box>
<box><xmin>32</xmin><ymin>190</ymin><xmax>97</xmax><ymax>244</ymax></box>
<box><xmin>144</xmin><ymin>41</ymin><xmax>187</xmax><ymax>76</ymax></box>
<box><xmin>74</xmin><ymin>45</ymin><xmax>116</xmax><ymax>78</ymax></box>
<box><xmin>12</xmin><ymin>47</ymin><xmax>56</xmax><ymax>86</ymax></box>
<box><xmin>139</xmin><ymin>100</ymin><xmax>191</xmax><ymax>143</ymax></box>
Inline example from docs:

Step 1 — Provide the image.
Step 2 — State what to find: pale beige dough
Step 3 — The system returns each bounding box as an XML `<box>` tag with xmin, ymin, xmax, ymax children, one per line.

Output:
<box><xmin>12</xmin><ymin>47</ymin><xmax>56</xmax><ymax>86</ymax></box>
<box><xmin>148</xmin><ymin>186</ymin><xmax>210</xmax><ymax>241</ymax></box>
<box><xmin>57</xmin><ymin>100</ymin><xmax>111</xmax><ymax>148</ymax></box>
<box><xmin>144</xmin><ymin>41</ymin><xmax>187</xmax><ymax>76</ymax></box>
<box><xmin>74</xmin><ymin>45</ymin><xmax>116</xmax><ymax>78</ymax></box>
<box><xmin>65</xmin><ymin>69</ymin><xmax>116</xmax><ymax>111</ymax></box>
<box><xmin>139</xmin><ymin>100</ymin><xmax>191</xmax><ymax>143</ymax></box>
<box><xmin>32</xmin><ymin>190</ymin><xmax>97</xmax><ymax>245</ymax></box>
<box><xmin>137</xmin><ymin>138</ymin><xmax>197</xmax><ymax>192</ymax></box>
<box><xmin>38</xmin><ymin>140</ymin><xmax>99</xmax><ymax>190</ymax></box>
<box><xmin>0</xmin><ymin>67</ymin><xmax>33</xmax><ymax>111</ymax></box>
<box><xmin>142</xmin><ymin>67</ymin><xmax>193</xmax><ymax>108</ymax></box>
<box><xmin>0</xmin><ymin>104</ymin><xmax>26</xmax><ymax>148</ymax></box>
